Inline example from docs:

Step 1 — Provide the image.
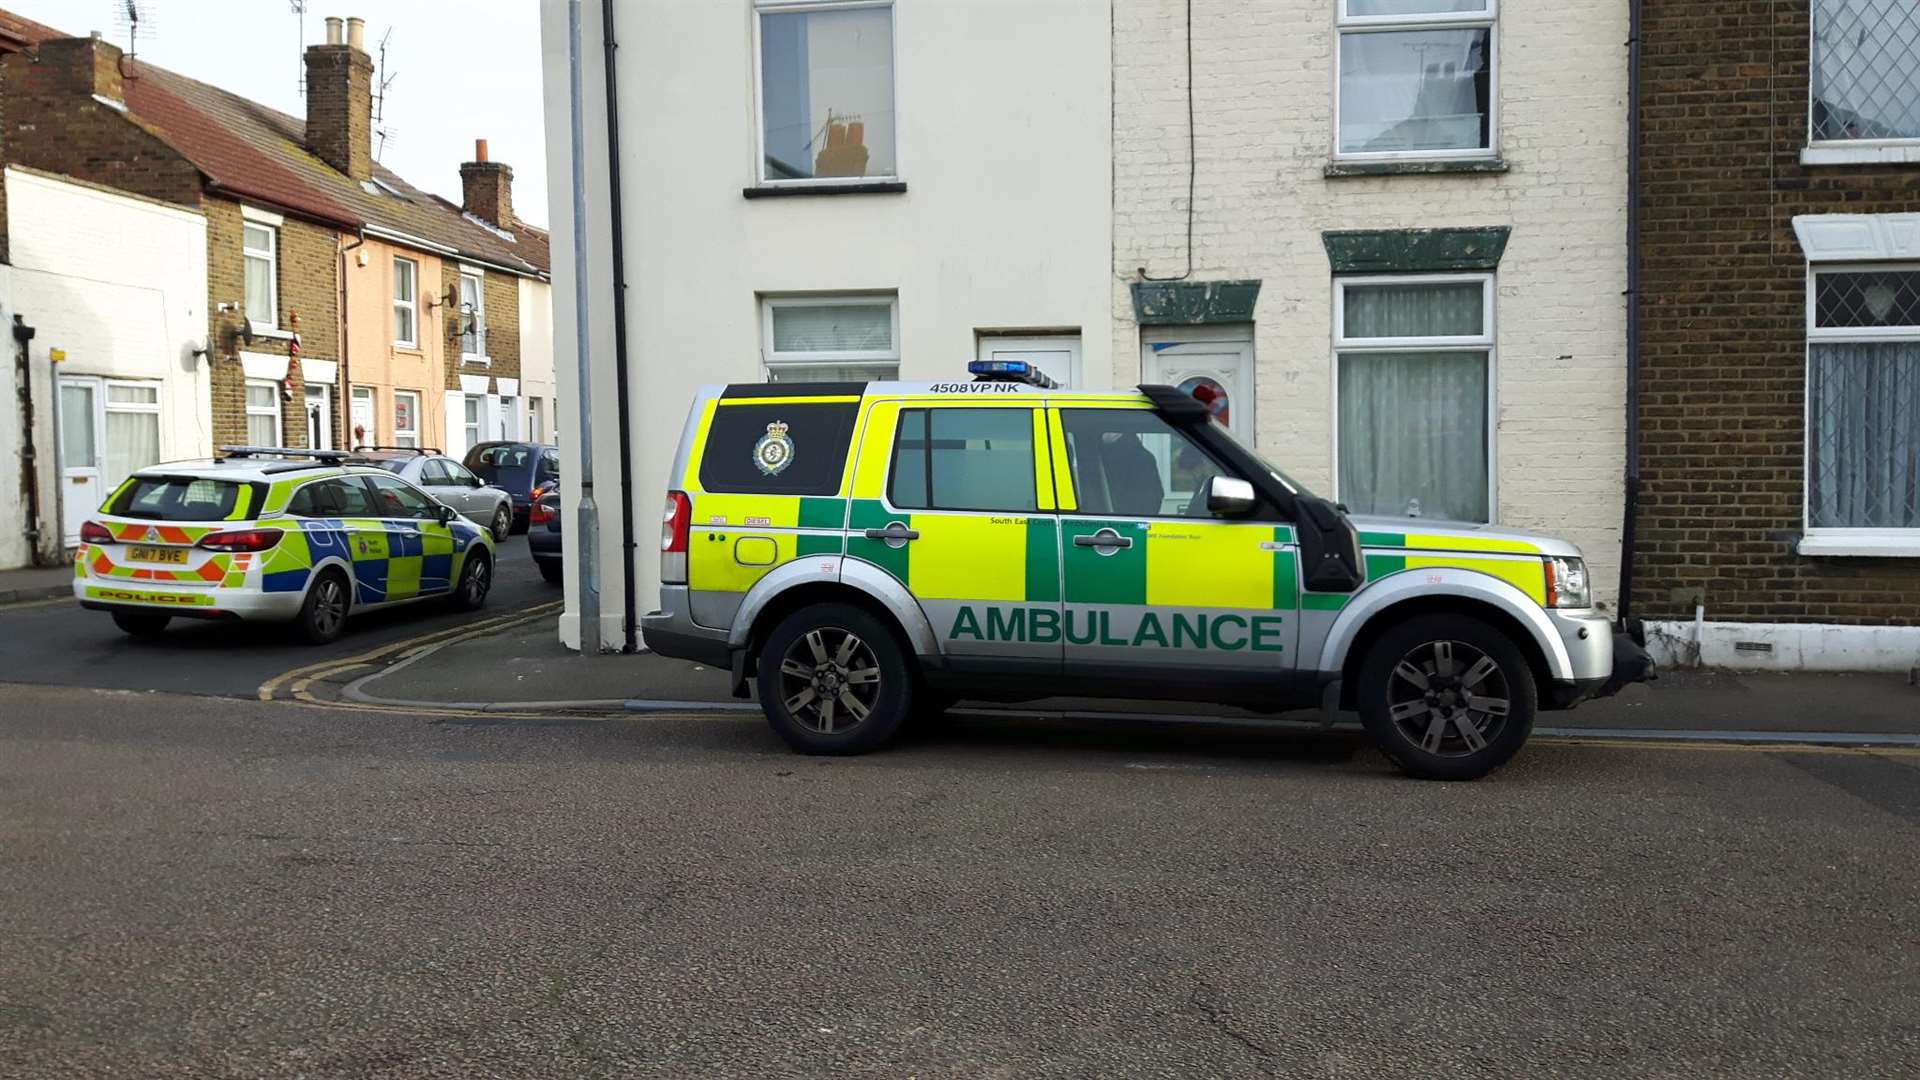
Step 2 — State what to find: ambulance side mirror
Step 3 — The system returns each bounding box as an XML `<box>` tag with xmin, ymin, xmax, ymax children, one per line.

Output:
<box><xmin>1206</xmin><ymin>476</ymin><xmax>1257</xmax><ymax>516</ymax></box>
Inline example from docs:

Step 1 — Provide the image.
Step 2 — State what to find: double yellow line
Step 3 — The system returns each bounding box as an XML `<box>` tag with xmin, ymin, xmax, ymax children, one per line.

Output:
<box><xmin>257</xmin><ymin>601</ymin><xmax>562</xmax><ymax>707</ymax></box>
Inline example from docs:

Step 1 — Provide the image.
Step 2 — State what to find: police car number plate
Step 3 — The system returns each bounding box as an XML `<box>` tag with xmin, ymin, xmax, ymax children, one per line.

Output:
<box><xmin>128</xmin><ymin>545</ymin><xmax>188</xmax><ymax>565</ymax></box>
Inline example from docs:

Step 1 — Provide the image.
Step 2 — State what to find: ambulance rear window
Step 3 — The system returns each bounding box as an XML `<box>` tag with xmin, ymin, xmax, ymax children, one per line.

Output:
<box><xmin>107</xmin><ymin>477</ymin><xmax>257</xmax><ymax>521</ymax></box>
<box><xmin>699</xmin><ymin>400</ymin><xmax>858</xmax><ymax>495</ymax></box>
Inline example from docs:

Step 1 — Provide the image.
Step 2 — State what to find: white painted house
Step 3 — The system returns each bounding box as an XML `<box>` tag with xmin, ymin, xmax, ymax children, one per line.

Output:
<box><xmin>3</xmin><ymin>167</ymin><xmax>211</xmax><ymax>566</ymax></box>
<box><xmin>542</xmin><ymin>0</ymin><xmax>1113</xmax><ymax>649</ymax></box>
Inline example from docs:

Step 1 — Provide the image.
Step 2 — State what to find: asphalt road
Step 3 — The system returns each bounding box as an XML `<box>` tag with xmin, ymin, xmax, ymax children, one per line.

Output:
<box><xmin>0</xmin><ymin>534</ymin><xmax>557</xmax><ymax>698</ymax></box>
<box><xmin>3</xmin><ymin>683</ymin><xmax>1916</xmax><ymax>1078</ymax></box>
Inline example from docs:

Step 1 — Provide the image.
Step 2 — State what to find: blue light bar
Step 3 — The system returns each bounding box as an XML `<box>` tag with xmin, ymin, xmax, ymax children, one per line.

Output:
<box><xmin>966</xmin><ymin>359</ymin><xmax>1059</xmax><ymax>389</ymax></box>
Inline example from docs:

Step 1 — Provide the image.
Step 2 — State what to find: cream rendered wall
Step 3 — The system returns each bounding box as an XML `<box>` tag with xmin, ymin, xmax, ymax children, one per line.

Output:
<box><xmin>1113</xmin><ymin>0</ymin><xmax>1630</xmax><ymax>606</ymax></box>
<box><xmin>518</xmin><ymin>277</ymin><xmax>556</xmax><ymax>444</ymax></box>
<box><xmin>542</xmin><ymin>0</ymin><xmax>1113</xmax><ymax>649</ymax></box>
<box><xmin>6</xmin><ymin>167</ymin><xmax>210</xmax><ymax>553</ymax></box>
<box><xmin>343</xmin><ymin>238</ymin><xmax>447</xmax><ymax>451</ymax></box>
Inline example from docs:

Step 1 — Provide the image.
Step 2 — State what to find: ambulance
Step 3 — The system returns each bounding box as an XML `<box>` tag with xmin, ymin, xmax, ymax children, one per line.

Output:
<box><xmin>73</xmin><ymin>447</ymin><xmax>496</xmax><ymax>644</ymax></box>
<box><xmin>641</xmin><ymin>363</ymin><xmax>1651</xmax><ymax>780</ymax></box>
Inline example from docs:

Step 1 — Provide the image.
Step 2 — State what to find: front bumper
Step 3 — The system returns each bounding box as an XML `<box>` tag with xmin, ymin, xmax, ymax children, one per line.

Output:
<box><xmin>1544</xmin><ymin>608</ymin><xmax>1656</xmax><ymax>708</ymax></box>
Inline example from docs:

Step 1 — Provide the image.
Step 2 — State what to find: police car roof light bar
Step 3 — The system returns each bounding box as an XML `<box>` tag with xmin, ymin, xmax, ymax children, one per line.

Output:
<box><xmin>218</xmin><ymin>446</ymin><xmax>357</xmax><ymax>461</ymax></box>
<box><xmin>967</xmin><ymin>359</ymin><xmax>1058</xmax><ymax>389</ymax></box>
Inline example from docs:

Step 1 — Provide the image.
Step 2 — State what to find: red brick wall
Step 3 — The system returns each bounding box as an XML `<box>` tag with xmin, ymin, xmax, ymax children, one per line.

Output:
<box><xmin>439</xmin><ymin>265</ymin><xmax>522</xmax><ymax>391</ymax></box>
<box><xmin>206</xmin><ymin>199</ymin><xmax>341</xmax><ymax>449</ymax></box>
<box><xmin>1634</xmin><ymin>1</ymin><xmax>1920</xmax><ymax>625</ymax></box>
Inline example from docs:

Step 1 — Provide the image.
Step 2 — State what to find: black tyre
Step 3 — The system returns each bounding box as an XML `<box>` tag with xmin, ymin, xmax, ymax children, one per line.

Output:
<box><xmin>296</xmin><ymin>569</ymin><xmax>351</xmax><ymax>645</ymax></box>
<box><xmin>453</xmin><ymin>551</ymin><xmax>493</xmax><ymax>611</ymax></box>
<box><xmin>1356</xmin><ymin>613</ymin><xmax>1537</xmax><ymax>781</ymax></box>
<box><xmin>538</xmin><ymin>559</ymin><xmax>563</xmax><ymax>585</ymax></box>
<box><xmin>110</xmin><ymin>610</ymin><xmax>171</xmax><ymax>638</ymax></box>
<box><xmin>489</xmin><ymin>505</ymin><xmax>512</xmax><ymax>541</ymax></box>
<box><xmin>756</xmin><ymin>602</ymin><xmax>914</xmax><ymax>755</ymax></box>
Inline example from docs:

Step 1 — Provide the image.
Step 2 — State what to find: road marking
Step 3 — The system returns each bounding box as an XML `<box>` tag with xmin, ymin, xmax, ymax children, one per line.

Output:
<box><xmin>0</xmin><ymin>596</ymin><xmax>72</xmax><ymax>612</ymax></box>
<box><xmin>288</xmin><ymin>607</ymin><xmax>563</xmax><ymax>707</ymax></box>
<box><xmin>256</xmin><ymin>601</ymin><xmax>562</xmax><ymax>702</ymax></box>
<box><xmin>1532</xmin><ymin>737</ymin><xmax>1920</xmax><ymax>757</ymax></box>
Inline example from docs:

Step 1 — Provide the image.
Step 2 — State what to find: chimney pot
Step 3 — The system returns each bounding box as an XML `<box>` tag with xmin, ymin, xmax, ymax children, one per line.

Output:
<box><xmin>475</xmin><ymin>139</ymin><xmax>489</xmax><ymax>163</ymax></box>
<box><xmin>325</xmin><ymin>16</ymin><xmax>342</xmax><ymax>45</ymax></box>
<box><xmin>346</xmin><ymin>16</ymin><xmax>365</xmax><ymax>51</ymax></box>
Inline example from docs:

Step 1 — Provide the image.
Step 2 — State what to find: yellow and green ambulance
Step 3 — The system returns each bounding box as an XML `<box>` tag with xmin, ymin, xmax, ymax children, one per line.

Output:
<box><xmin>73</xmin><ymin>447</ymin><xmax>496</xmax><ymax>644</ymax></box>
<box><xmin>642</xmin><ymin>364</ymin><xmax>1651</xmax><ymax>780</ymax></box>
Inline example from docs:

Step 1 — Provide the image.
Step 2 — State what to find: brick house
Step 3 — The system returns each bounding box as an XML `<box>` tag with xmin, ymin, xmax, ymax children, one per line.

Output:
<box><xmin>1633</xmin><ymin>1</ymin><xmax>1920</xmax><ymax>669</ymax></box>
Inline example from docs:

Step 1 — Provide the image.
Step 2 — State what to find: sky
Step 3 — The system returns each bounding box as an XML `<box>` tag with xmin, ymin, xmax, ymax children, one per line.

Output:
<box><xmin>11</xmin><ymin>0</ymin><xmax>552</xmax><ymax>228</ymax></box>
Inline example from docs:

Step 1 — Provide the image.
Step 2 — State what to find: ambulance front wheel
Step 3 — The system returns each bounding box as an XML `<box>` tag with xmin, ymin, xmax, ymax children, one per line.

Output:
<box><xmin>111</xmin><ymin>610</ymin><xmax>171</xmax><ymax>638</ymax></box>
<box><xmin>757</xmin><ymin>602</ymin><xmax>914</xmax><ymax>756</ymax></box>
<box><xmin>1355</xmin><ymin>612</ymin><xmax>1537</xmax><ymax>782</ymax></box>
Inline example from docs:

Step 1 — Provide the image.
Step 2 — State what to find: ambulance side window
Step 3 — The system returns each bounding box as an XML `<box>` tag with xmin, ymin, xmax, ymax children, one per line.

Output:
<box><xmin>1059</xmin><ymin>409</ymin><xmax>1231</xmax><ymax>520</ymax></box>
<box><xmin>698</xmin><ymin>401</ymin><xmax>858</xmax><ymax>496</ymax></box>
<box><xmin>889</xmin><ymin>408</ymin><xmax>1037</xmax><ymax>513</ymax></box>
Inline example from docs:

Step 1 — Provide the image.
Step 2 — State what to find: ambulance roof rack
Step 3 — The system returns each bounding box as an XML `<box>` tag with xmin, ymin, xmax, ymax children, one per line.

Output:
<box><xmin>967</xmin><ymin>359</ymin><xmax>1058</xmax><ymax>389</ymax></box>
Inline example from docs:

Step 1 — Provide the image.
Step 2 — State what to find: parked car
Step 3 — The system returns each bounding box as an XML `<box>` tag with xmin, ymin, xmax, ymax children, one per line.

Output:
<box><xmin>463</xmin><ymin>442</ymin><xmax>560</xmax><ymax>531</ymax></box>
<box><xmin>528</xmin><ymin>480</ymin><xmax>562</xmax><ymax>584</ymax></box>
<box><xmin>355</xmin><ymin>447</ymin><xmax>515</xmax><ymax>540</ymax></box>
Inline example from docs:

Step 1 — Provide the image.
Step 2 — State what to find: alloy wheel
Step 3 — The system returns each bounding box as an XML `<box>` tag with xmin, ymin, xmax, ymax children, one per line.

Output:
<box><xmin>1385</xmin><ymin>639</ymin><xmax>1511</xmax><ymax>757</ymax></box>
<box><xmin>312</xmin><ymin>577</ymin><xmax>346</xmax><ymax>637</ymax></box>
<box><xmin>465</xmin><ymin>558</ymin><xmax>491</xmax><ymax>604</ymax></box>
<box><xmin>777</xmin><ymin>626</ymin><xmax>883</xmax><ymax>735</ymax></box>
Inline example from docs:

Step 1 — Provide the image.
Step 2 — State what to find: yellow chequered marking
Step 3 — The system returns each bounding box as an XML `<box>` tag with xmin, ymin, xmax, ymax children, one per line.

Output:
<box><xmin>1145</xmin><ymin>523</ymin><xmax>1275</xmax><ymax>609</ymax></box>
<box><xmin>1031</xmin><ymin>410</ymin><xmax>1056</xmax><ymax>512</ymax></box>
<box><xmin>1405</xmin><ymin>555</ymin><xmax>1548</xmax><ymax>605</ymax></box>
<box><xmin>387</xmin><ymin>555</ymin><xmax>424</xmax><ymax>600</ymax></box>
<box><xmin>694</xmin><ymin>493</ymin><xmax>803</xmax><ymax>528</ymax></box>
<box><xmin>349</xmin><ymin>525</ymin><xmax>390</xmax><ymax>562</ymax></box>
<box><xmin>1046</xmin><ymin>408</ymin><xmax>1077</xmax><ymax>512</ymax></box>
<box><xmin>691</xmin><ymin>531</ymin><xmax>798</xmax><ymax>594</ymax></box>
<box><xmin>853</xmin><ymin>401</ymin><xmax>904</xmax><ymax>500</ymax></box>
<box><xmin>1405</xmin><ymin>533</ymin><xmax>1542</xmax><ymax>555</ymax></box>
<box><xmin>908</xmin><ymin>515</ymin><xmax>1027</xmax><ymax>602</ymax></box>
<box><xmin>716</xmin><ymin>395</ymin><xmax>862</xmax><ymax>406</ymax></box>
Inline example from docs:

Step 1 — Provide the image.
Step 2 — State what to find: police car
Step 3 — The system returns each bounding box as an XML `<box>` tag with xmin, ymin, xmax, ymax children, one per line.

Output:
<box><xmin>73</xmin><ymin>447</ymin><xmax>496</xmax><ymax>644</ymax></box>
<box><xmin>641</xmin><ymin>363</ymin><xmax>1652</xmax><ymax>781</ymax></box>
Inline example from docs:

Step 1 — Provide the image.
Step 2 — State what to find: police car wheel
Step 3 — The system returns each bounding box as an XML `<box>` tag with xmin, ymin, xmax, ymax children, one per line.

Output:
<box><xmin>110</xmin><ymin>610</ymin><xmax>171</xmax><ymax>638</ymax></box>
<box><xmin>757</xmin><ymin>603</ymin><xmax>912</xmax><ymax>755</ymax></box>
<box><xmin>454</xmin><ymin>553</ymin><xmax>493</xmax><ymax>611</ymax></box>
<box><xmin>297</xmin><ymin>569</ymin><xmax>352</xmax><ymax>645</ymax></box>
<box><xmin>1356</xmin><ymin>613</ymin><xmax>1536</xmax><ymax>782</ymax></box>
<box><xmin>490</xmin><ymin>506</ymin><xmax>511</xmax><ymax>541</ymax></box>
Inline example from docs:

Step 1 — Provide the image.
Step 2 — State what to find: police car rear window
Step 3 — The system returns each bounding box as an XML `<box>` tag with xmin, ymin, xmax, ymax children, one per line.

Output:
<box><xmin>107</xmin><ymin>477</ymin><xmax>256</xmax><ymax>521</ymax></box>
<box><xmin>698</xmin><ymin>401</ymin><xmax>857</xmax><ymax>496</ymax></box>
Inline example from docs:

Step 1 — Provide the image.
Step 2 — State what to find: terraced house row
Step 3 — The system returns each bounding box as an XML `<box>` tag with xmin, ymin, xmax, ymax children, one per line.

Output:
<box><xmin>0</xmin><ymin>10</ymin><xmax>553</xmax><ymax>571</ymax></box>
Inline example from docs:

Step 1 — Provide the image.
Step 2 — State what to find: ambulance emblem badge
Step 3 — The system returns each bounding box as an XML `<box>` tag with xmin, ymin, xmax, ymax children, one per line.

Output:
<box><xmin>753</xmin><ymin>420</ymin><xmax>795</xmax><ymax>476</ymax></box>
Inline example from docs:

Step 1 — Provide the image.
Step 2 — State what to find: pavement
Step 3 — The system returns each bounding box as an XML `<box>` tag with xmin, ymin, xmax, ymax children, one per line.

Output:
<box><xmin>0</xmin><ymin>562</ymin><xmax>70</xmax><ymax>604</ymax></box>
<box><xmin>4</xmin><ymin>681</ymin><xmax>1918</xmax><ymax>1077</ymax></box>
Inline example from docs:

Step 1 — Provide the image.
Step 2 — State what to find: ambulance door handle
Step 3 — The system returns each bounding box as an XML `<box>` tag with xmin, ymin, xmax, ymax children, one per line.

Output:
<box><xmin>863</xmin><ymin>524</ymin><xmax>919</xmax><ymax>542</ymax></box>
<box><xmin>1074</xmin><ymin>530</ymin><xmax>1133</xmax><ymax>550</ymax></box>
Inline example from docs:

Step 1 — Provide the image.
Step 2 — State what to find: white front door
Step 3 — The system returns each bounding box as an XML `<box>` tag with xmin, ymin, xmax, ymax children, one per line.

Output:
<box><xmin>58</xmin><ymin>377</ymin><xmax>101</xmax><ymax>545</ymax></box>
<box><xmin>1141</xmin><ymin>328</ymin><xmax>1255</xmax><ymax>443</ymax></box>
<box><xmin>305</xmin><ymin>383</ymin><xmax>334</xmax><ymax>450</ymax></box>
<box><xmin>978</xmin><ymin>334</ymin><xmax>1082</xmax><ymax>388</ymax></box>
<box><xmin>350</xmin><ymin>385</ymin><xmax>375</xmax><ymax>448</ymax></box>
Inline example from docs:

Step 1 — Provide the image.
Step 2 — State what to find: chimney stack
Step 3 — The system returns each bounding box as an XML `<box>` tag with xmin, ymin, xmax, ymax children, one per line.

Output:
<box><xmin>304</xmin><ymin>14</ymin><xmax>374</xmax><ymax>181</ymax></box>
<box><xmin>460</xmin><ymin>138</ymin><xmax>516</xmax><ymax>230</ymax></box>
<box><xmin>26</xmin><ymin>35</ymin><xmax>127</xmax><ymax>104</ymax></box>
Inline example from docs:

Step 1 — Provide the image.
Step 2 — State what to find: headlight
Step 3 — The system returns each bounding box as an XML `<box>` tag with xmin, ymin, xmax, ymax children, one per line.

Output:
<box><xmin>1545</xmin><ymin>556</ymin><xmax>1591</xmax><ymax>608</ymax></box>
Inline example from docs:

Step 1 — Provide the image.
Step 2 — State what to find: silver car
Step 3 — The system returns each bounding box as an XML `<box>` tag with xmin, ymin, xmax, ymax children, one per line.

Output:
<box><xmin>355</xmin><ymin>447</ymin><xmax>515</xmax><ymax>540</ymax></box>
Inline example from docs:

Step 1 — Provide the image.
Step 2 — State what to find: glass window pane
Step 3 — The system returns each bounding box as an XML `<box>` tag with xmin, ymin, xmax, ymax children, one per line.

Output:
<box><xmin>103</xmin><ymin>410</ymin><xmax>160</xmax><ymax>489</ymax></box>
<box><xmin>770</xmin><ymin>303</ymin><xmax>892</xmax><ymax>353</ymax></box>
<box><xmin>60</xmin><ymin>384</ymin><xmax>96</xmax><ymax>468</ymax></box>
<box><xmin>107</xmin><ymin>383</ymin><xmax>159</xmax><ymax>405</ymax></box>
<box><xmin>395</xmin><ymin>304</ymin><xmax>415</xmax><ymax>343</ymax></box>
<box><xmin>248</xmin><ymin>412</ymin><xmax>279</xmax><ymax>447</ymax></box>
<box><xmin>245</xmin><ymin>253</ymin><xmax>274</xmax><ymax>325</ymax></box>
<box><xmin>243</xmin><ymin>224</ymin><xmax>273</xmax><ymax>252</ymax></box>
<box><xmin>333</xmin><ymin>478</ymin><xmax>378</xmax><ymax>517</ymax></box>
<box><xmin>1808</xmin><ymin>341</ymin><xmax>1920</xmax><ymax>528</ymax></box>
<box><xmin>1058</xmin><ymin>409</ymin><xmax>1227</xmax><ymax>519</ymax></box>
<box><xmin>366</xmin><ymin>475</ymin><xmax>437</xmax><ymax>520</ymax></box>
<box><xmin>246</xmin><ymin>383</ymin><xmax>278</xmax><ymax>409</ymax></box>
<box><xmin>767</xmin><ymin>363</ymin><xmax>897</xmax><ymax>383</ymax></box>
<box><xmin>1814</xmin><ymin>269</ymin><xmax>1920</xmax><ymax>329</ymax></box>
<box><xmin>1343</xmin><ymin>281</ymin><xmax>1485</xmax><ymax>338</ymax></box>
<box><xmin>1337</xmin><ymin>350</ymin><xmax>1489</xmax><ymax>522</ymax></box>
<box><xmin>759</xmin><ymin>5</ymin><xmax>896</xmax><ymax>180</ymax></box>
<box><xmin>110</xmin><ymin>477</ymin><xmax>246</xmax><ymax>521</ymax></box>
<box><xmin>1348</xmin><ymin>0</ymin><xmax>1486</xmax><ymax>15</ymax></box>
<box><xmin>394</xmin><ymin>259</ymin><xmax>415</xmax><ymax>302</ymax></box>
<box><xmin>1812</xmin><ymin>0</ymin><xmax>1920</xmax><ymax>141</ymax></box>
<box><xmin>1339</xmin><ymin>27</ymin><xmax>1491</xmax><ymax>153</ymax></box>
<box><xmin>890</xmin><ymin>408</ymin><xmax>1036</xmax><ymax>512</ymax></box>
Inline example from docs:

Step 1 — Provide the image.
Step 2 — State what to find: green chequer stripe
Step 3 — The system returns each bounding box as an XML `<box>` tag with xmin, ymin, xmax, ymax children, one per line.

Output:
<box><xmin>1359</xmin><ymin>530</ymin><xmax>1407</xmax><ymax>548</ymax></box>
<box><xmin>798</xmin><ymin>497</ymin><xmax>847</xmax><ymax>530</ymax></box>
<box><xmin>846</xmin><ymin>499</ymin><xmax>908</xmax><ymax>583</ymax></box>
<box><xmin>797</xmin><ymin>532</ymin><xmax>843</xmax><ymax>557</ymax></box>
<box><xmin>1302</xmin><ymin>593</ymin><xmax>1348</xmax><ymax>611</ymax></box>
<box><xmin>1062</xmin><ymin>520</ymin><xmax>1146</xmax><ymax>605</ymax></box>
<box><xmin>1365</xmin><ymin>553</ymin><xmax>1407</xmax><ymax>580</ymax></box>
<box><xmin>1272</xmin><ymin>526</ymin><xmax>1298</xmax><ymax>610</ymax></box>
<box><xmin>1025</xmin><ymin>518</ymin><xmax>1059</xmax><ymax>602</ymax></box>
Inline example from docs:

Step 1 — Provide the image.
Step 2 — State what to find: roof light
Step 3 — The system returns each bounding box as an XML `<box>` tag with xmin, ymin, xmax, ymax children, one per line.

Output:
<box><xmin>966</xmin><ymin>359</ymin><xmax>1058</xmax><ymax>389</ymax></box>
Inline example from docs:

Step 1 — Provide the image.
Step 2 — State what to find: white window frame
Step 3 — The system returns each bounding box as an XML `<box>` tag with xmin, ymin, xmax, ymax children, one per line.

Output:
<box><xmin>242</xmin><ymin>221</ymin><xmax>280</xmax><ymax>330</ymax></box>
<box><xmin>393</xmin><ymin>257</ymin><xmax>419</xmax><ymax>348</ymax></box>
<box><xmin>1804</xmin><ymin>2</ymin><xmax>1920</xmax><ymax>164</ymax></box>
<box><xmin>1799</xmin><ymin>261</ymin><xmax>1920</xmax><ymax>554</ymax></box>
<box><xmin>760</xmin><ymin>293</ymin><xmax>901</xmax><ymax>379</ymax></box>
<box><xmin>463</xmin><ymin>393</ymin><xmax>485</xmax><ymax>449</ymax></box>
<box><xmin>1333</xmin><ymin>0</ymin><xmax>1499</xmax><ymax>163</ymax></box>
<box><xmin>245</xmin><ymin>378</ymin><xmax>283</xmax><ymax>448</ymax></box>
<box><xmin>458</xmin><ymin>268</ymin><xmax>489</xmax><ymax>364</ymax></box>
<box><xmin>528</xmin><ymin>396</ymin><xmax>544</xmax><ymax>443</ymax></box>
<box><xmin>1330</xmin><ymin>271</ymin><xmax>1498</xmax><ymax>522</ymax></box>
<box><xmin>750</xmin><ymin>0</ymin><xmax>901</xmax><ymax>188</ymax></box>
<box><xmin>393</xmin><ymin>389</ymin><xmax>422</xmax><ymax>449</ymax></box>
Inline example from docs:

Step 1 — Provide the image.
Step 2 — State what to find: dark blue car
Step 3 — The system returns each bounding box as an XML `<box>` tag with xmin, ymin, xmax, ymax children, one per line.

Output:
<box><xmin>462</xmin><ymin>442</ymin><xmax>559</xmax><ymax>531</ymax></box>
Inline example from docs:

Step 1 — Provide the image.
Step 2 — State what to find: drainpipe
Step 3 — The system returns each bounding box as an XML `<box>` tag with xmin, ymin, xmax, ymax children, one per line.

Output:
<box><xmin>339</xmin><ymin>227</ymin><xmax>365</xmax><ymax>449</ymax></box>
<box><xmin>601</xmin><ymin>0</ymin><xmax>639</xmax><ymax>652</ymax></box>
<box><xmin>1618</xmin><ymin>0</ymin><xmax>1643</xmax><ymax>633</ymax></box>
<box><xmin>566</xmin><ymin>0</ymin><xmax>602</xmax><ymax>654</ymax></box>
<box><xmin>12</xmin><ymin>314</ymin><xmax>52</xmax><ymax>566</ymax></box>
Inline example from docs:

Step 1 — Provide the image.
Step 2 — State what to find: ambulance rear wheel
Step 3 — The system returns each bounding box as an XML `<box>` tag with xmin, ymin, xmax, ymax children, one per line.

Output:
<box><xmin>296</xmin><ymin>569</ymin><xmax>352</xmax><ymax>645</ymax></box>
<box><xmin>1355</xmin><ymin>613</ymin><xmax>1536</xmax><ymax>782</ymax></box>
<box><xmin>111</xmin><ymin>610</ymin><xmax>171</xmax><ymax>638</ymax></box>
<box><xmin>758</xmin><ymin>602</ymin><xmax>913</xmax><ymax>755</ymax></box>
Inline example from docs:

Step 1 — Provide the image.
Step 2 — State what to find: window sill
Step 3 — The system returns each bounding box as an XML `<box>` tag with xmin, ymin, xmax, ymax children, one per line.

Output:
<box><xmin>1796</xmin><ymin>534</ymin><xmax>1920</xmax><ymax>557</ymax></box>
<box><xmin>743</xmin><ymin>181</ymin><xmax>908</xmax><ymax>199</ymax></box>
<box><xmin>1800</xmin><ymin>144</ymin><xmax>1920</xmax><ymax>166</ymax></box>
<box><xmin>393</xmin><ymin>343</ymin><xmax>421</xmax><ymax>354</ymax></box>
<box><xmin>249</xmin><ymin>325</ymin><xmax>295</xmax><ymax>341</ymax></box>
<box><xmin>461</xmin><ymin>355</ymin><xmax>492</xmax><ymax>366</ymax></box>
<box><xmin>1324</xmin><ymin>158</ymin><xmax>1508</xmax><ymax>179</ymax></box>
